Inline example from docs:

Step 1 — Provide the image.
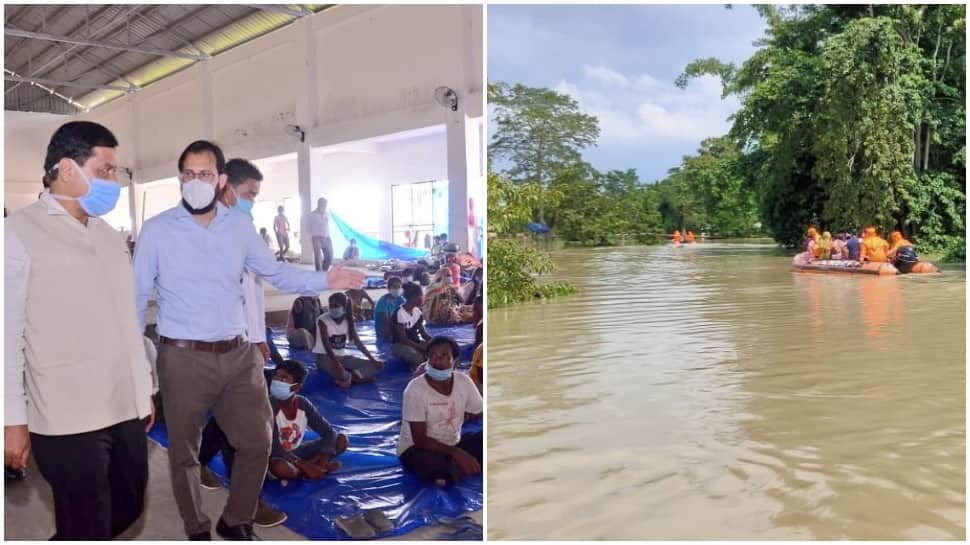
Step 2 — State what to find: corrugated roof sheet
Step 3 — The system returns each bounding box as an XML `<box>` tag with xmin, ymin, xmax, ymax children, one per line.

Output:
<box><xmin>4</xmin><ymin>4</ymin><xmax>332</xmax><ymax>115</ymax></box>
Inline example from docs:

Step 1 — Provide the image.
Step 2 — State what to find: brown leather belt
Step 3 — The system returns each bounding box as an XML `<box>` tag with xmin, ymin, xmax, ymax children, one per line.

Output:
<box><xmin>159</xmin><ymin>336</ymin><xmax>246</xmax><ymax>354</ymax></box>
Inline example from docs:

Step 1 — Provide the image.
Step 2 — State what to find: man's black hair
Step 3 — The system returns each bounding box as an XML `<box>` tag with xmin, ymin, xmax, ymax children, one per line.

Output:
<box><xmin>402</xmin><ymin>281</ymin><xmax>423</xmax><ymax>301</ymax></box>
<box><xmin>426</xmin><ymin>336</ymin><xmax>460</xmax><ymax>359</ymax></box>
<box><xmin>177</xmin><ymin>140</ymin><xmax>226</xmax><ymax>175</ymax></box>
<box><xmin>42</xmin><ymin>121</ymin><xmax>118</xmax><ymax>188</ymax></box>
<box><xmin>387</xmin><ymin>276</ymin><xmax>403</xmax><ymax>287</ymax></box>
<box><xmin>277</xmin><ymin>359</ymin><xmax>308</xmax><ymax>385</ymax></box>
<box><xmin>225</xmin><ymin>158</ymin><xmax>263</xmax><ymax>187</ymax></box>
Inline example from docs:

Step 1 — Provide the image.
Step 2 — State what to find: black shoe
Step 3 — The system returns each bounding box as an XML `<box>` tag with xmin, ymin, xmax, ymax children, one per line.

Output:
<box><xmin>216</xmin><ymin>518</ymin><xmax>261</xmax><ymax>540</ymax></box>
<box><xmin>188</xmin><ymin>531</ymin><xmax>211</xmax><ymax>540</ymax></box>
<box><xmin>5</xmin><ymin>465</ymin><xmax>26</xmax><ymax>483</ymax></box>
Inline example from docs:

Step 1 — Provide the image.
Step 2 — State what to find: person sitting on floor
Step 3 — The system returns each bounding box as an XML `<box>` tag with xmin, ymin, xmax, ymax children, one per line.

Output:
<box><xmin>286</xmin><ymin>295</ymin><xmax>322</xmax><ymax>350</ymax></box>
<box><xmin>269</xmin><ymin>359</ymin><xmax>349</xmax><ymax>481</ymax></box>
<box><xmin>345</xmin><ymin>288</ymin><xmax>375</xmax><ymax>321</ymax></box>
<box><xmin>314</xmin><ymin>293</ymin><xmax>383</xmax><ymax>388</ymax></box>
<box><xmin>424</xmin><ymin>269</ymin><xmax>475</xmax><ymax>325</ymax></box>
<box><xmin>461</xmin><ymin>267</ymin><xmax>483</xmax><ymax>306</ymax></box>
<box><xmin>397</xmin><ymin>336</ymin><xmax>483</xmax><ymax>486</ymax></box>
<box><xmin>469</xmin><ymin>343</ymin><xmax>483</xmax><ymax>395</ymax></box>
<box><xmin>446</xmin><ymin>253</ymin><xmax>461</xmax><ymax>286</ymax></box>
<box><xmin>392</xmin><ymin>282</ymin><xmax>433</xmax><ymax>370</ymax></box>
<box><xmin>259</xmin><ymin>227</ymin><xmax>273</xmax><ymax>249</ymax></box>
<box><xmin>342</xmin><ymin>238</ymin><xmax>361</xmax><ymax>262</ymax></box>
<box><xmin>375</xmin><ymin>277</ymin><xmax>406</xmax><ymax>341</ymax></box>
<box><xmin>473</xmin><ymin>295</ymin><xmax>483</xmax><ymax>347</ymax></box>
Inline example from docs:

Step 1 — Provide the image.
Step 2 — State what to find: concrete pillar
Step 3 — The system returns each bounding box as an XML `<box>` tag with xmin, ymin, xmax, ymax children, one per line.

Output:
<box><xmin>446</xmin><ymin>111</ymin><xmax>471</xmax><ymax>253</ymax></box>
<box><xmin>296</xmin><ymin>15</ymin><xmax>319</xmax><ymax>265</ymax></box>
<box><xmin>297</xmin><ymin>141</ymin><xmax>313</xmax><ymax>264</ymax></box>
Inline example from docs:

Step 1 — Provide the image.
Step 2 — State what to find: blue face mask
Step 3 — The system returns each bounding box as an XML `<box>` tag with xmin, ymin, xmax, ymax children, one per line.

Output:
<box><xmin>425</xmin><ymin>363</ymin><xmax>453</xmax><ymax>381</ymax></box>
<box><xmin>51</xmin><ymin>160</ymin><xmax>121</xmax><ymax>217</ymax></box>
<box><xmin>234</xmin><ymin>197</ymin><xmax>254</xmax><ymax>217</ymax></box>
<box><xmin>389</xmin><ymin>288</ymin><xmax>403</xmax><ymax>298</ymax></box>
<box><xmin>329</xmin><ymin>308</ymin><xmax>345</xmax><ymax>320</ymax></box>
<box><xmin>269</xmin><ymin>379</ymin><xmax>295</xmax><ymax>400</ymax></box>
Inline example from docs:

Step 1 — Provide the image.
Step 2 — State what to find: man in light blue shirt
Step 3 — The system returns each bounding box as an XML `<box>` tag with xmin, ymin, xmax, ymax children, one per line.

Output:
<box><xmin>133</xmin><ymin>140</ymin><xmax>364</xmax><ymax>540</ymax></box>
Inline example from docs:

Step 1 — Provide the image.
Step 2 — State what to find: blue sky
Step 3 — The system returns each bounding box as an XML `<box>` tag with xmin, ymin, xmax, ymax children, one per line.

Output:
<box><xmin>488</xmin><ymin>5</ymin><xmax>768</xmax><ymax>183</ymax></box>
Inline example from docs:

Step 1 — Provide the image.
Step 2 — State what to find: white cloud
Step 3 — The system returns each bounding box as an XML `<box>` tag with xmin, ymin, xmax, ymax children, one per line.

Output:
<box><xmin>556</xmin><ymin>67</ymin><xmax>738</xmax><ymax>148</ymax></box>
<box><xmin>582</xmin><ymin>65</ymin><xmax>630</xmax><ymax>88</ymax></box>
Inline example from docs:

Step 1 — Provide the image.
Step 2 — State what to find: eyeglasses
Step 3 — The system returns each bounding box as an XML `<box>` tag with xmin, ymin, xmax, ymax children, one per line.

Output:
<box><xmin>49</xmin><ymin>163</ymin><xmax>130</xmax><ymax>183</ymax></box>
<box><xmin>179</xmin><ymin>169</ymin><xmax>217</xmax><ymax>182</ymax></box>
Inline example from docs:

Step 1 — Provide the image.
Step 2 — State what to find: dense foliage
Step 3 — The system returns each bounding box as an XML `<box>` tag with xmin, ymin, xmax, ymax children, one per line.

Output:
<box><xmin>679</xmin><ymin>5</ymin><xmax>965</xmax><ymax>256</ymax></box>
<box><xmin>486</xmin><ymin>168</ymin><xmax>575</xmax><ymax>308</ymax></box>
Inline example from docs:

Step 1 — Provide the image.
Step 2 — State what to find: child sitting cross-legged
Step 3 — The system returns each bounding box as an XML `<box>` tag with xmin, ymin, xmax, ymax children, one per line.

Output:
<box><xmin>268</xmin><ymin>359</ymin><xmax>349</xmax><ymax>481</ymax></box>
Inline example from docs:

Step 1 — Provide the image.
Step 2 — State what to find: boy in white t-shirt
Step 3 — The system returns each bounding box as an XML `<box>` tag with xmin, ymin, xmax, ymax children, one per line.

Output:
<box><xmin>397</xmin><ymin>336</ymin><xmax>483</xmax><ymax>485</ymax></box>
<box><xmin>391</xmin><ymin>282</ymin><xmax>433</xmax><ymax>370</ymax></box>
<box><xmin>314</xmin><ymin>292</ymin><xmax>383</xmax><ymax>388</ymax></box>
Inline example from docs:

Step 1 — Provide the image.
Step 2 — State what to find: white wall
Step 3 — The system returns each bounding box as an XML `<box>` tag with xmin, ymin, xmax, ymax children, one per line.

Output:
<box><xmin>5</xmin><ymin>5</ymin><xmax>483</xmax><ymax>245</ymax></box>
<box><xmin>315</xmin><ymin>126</ymin><xmax>448</xmax><ymax>244</ymax></box>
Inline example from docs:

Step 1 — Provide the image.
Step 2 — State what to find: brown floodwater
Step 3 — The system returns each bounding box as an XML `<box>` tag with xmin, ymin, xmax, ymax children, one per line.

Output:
<box><xmin>487</xmin><ymin>243</ymin><xmax>965</xmax><ymax>539</ymax></box>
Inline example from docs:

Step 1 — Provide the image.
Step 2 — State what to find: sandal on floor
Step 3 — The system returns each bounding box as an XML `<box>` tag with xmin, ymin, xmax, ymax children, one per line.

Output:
<box><xmin>335</xmin><ymin>513</ymin><xmax>376</xmax><ymax>539</ymax></box>
<box><xmin>363</xmin><ymin>509</ymin><xmax>394</xmax><ymax>534</ymax></box>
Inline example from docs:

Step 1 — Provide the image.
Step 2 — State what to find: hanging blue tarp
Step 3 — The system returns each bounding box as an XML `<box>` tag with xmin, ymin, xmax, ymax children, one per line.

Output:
<box><xmin>526</xmin><ymin>221</ymin><xmax>551</xmax><ymax>234</ymax></box>
<box><xmin>329</xmin><ymin>212</ymin><xmax>429</xmax><ymax>262</ymax></box>
<box><xmin>148</xmin><ymin>321</ymin><xmax>481</xmax><ymax>540</ymax></box>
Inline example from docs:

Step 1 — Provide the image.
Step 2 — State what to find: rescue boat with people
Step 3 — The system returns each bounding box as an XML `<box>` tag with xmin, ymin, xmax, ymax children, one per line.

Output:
<box><xmin>792</xmin><ymin>252</ymin><xmax>939</xmax><ymax>275</ymax></box>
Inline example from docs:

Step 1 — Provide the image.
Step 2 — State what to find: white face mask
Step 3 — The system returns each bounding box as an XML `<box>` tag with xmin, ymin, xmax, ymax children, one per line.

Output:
<box><xmin>182</xmin><ymin>179</ymin><xmax>216</xmax><ymax>210</ymax></box>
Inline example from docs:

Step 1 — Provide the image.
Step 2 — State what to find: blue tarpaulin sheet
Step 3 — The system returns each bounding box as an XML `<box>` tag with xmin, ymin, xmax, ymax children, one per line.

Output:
<box><xmin>148</xmin><ymin>321</ymin><xmax>481</xmax><ymax>540</ymax></box>
<box><xmin>330</xmin><ymin>213</ymin><xmax>429</xmax><ymax>262</ymax></box>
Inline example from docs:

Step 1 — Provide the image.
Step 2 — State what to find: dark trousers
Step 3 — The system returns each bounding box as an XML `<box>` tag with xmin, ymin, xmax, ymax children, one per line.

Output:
<box><xmin>31</xmin><ymin>418</ymin><xmax>148</xmax><ymax>540</ymax></box>
<box><xmin>312</xmin><ymin>236</ymin><xmax>333</xmax><ymax>271</ymax></box>
<box><xmin>399</xmin><ymin>432</ymin><xmax>482</xmax><ymax>483</ymax></box>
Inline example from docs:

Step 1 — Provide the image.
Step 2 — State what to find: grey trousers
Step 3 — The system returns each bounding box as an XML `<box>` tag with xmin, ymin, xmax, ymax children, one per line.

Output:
<box><xmin>391</xmin><ymin>343</ymin><xmax>425</xmax><ymax>370</ymax></box>
<box><xmin>157</xmin><ymin>342</ymin><xmax>272</xmax><ymax>536</ymax></box>
<box><xmin>287</xmin><ymin>328</ymin><xmax>314</xmax><ymax>351</ymax></box>
<box><xmin>315</xmin><ymin>353</ymin><xmax>382</xmax><ymax>381</ymax></box>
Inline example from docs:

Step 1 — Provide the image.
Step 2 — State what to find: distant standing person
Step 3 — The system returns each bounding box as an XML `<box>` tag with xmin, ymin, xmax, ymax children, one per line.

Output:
<box><xmin>274</xmin><ymin>206</ymin><xmax>290</xmax><ymax>262</ymax></box>
<box><xmin>309</xmin><ymin>197</ymin><xmax>333</xmax><ymax>271</ymax></box>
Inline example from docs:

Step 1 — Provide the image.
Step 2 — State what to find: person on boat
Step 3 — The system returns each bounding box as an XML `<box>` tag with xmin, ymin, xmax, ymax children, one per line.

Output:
<box><xmin>671</xmin><ymin>230</ymin><xmax>682</xmax><ymax>244</ymax></box>
<box><xmin>804</xmin><ymin>227</ymin><xmax>820</xmax><ymax>259</ymax></box>
<box><xmin>686</xmin><ymin>230</ymin><xmax>696</xmax><ymax>243</ymax></box>
<box><xmin>887</xmin><ymin>231</ymin><xmax>919</xmax><ymax>273</ymax></box>
<box><xmin>859</xmin><ymin>227</ymin><xmax>890</xmax><ymax>262</ymax></box>
<box><xmin>831</xmin><ymin>233</ymin><xmax>846</xmax><ymax>260</ymax></box>
<box><xmin>817</xmin><ymin>231</ymin><xmax>833</xmax><ymax>260</ymax></box>
<box><xmin>845</xmin><ymin>231</ymin><xmax>861</xmax><ymax>261</ymax></box>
